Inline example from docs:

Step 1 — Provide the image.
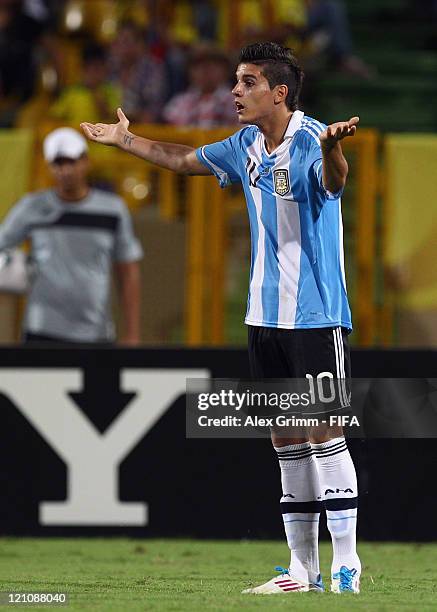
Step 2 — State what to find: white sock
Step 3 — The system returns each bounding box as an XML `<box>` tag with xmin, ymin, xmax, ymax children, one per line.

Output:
<box><xmin>274</xmin><ymin>442</ymin><xmax>322</xmax><ymax>585</ymax></box>
<box><xmin>312</xmin><ymin>437</ymin><xmax>361</xmax><ymax>576</ymax></box>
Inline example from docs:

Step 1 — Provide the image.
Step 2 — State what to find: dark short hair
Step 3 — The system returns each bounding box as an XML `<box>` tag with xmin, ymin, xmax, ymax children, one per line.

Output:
<box><xmin>239</xmin><ymin>42</ymin><xmax>304</xmax><ymax>111</ymax></box>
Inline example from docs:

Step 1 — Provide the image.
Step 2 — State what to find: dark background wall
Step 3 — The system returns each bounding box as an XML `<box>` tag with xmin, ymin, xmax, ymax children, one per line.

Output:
<box><xmin>0</xmin><ymin>348</ymin><xmax>436</xmax><ymax>541</ymax></box>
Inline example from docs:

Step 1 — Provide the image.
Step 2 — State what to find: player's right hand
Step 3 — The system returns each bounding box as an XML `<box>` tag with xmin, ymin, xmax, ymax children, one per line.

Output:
<box><xmin>80</xmin><ymin>108</ymin><xmax>130</xmax><ymax>147</ymax></box>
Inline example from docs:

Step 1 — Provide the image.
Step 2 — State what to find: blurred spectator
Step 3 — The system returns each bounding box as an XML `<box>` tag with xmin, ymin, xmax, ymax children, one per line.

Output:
<box><xmin>22</xmin><ymin>0</ymin><xmax>48</xmax><ymax>20</ymax></box>
<box><xmin>0</xmin><ymin>127</ymin><xmax>143</xmax><ymax>345</ymax></box>
<box><xmin>23</xmin><ymin>0</ymin><xmax>63</xmax><ymax>24</ymax></box>
<box><xmin>163</xmin><ymin>46</ymin><xmax>237</xmax><ymax>127</ymax></box>
<box><xmin>0</xmin><ymin>0</ymin><xmax>47</xmax><ymax>124</ymax></box>
<box><xmin>141</xmin><ymin>5</ymin><xmax>190</xmax><ymax>102</ymax></box>
<box><xmin>110</xmin><ymin>20</ymin><xmax>166</xmax><ymax>123</ymax></box>
<box><xmin>167</xmin><ymin>0</ymin><xmax>218</xmax><ymax>43</ymax></box>
<box><xmin>192</xmin><ymin>0</ymin><xmax>218</xmax><ymax>41</ymax></box>
<box><xmin>49</xmin><ymin>43</ymin><xmax>121</xmax><ymax>125</ymax></box>
<box><xmin>240</xmin><ymin>0</ymin><xmax>372</xmax><ymax>79</ymax></box>
<box><xmin>118</xmin><ymin>1</ymin><xmax>220</xmax><ymax>103</ymax></box>
<box><xmin>0</xmin><ymin>0</ymin><xmax>64</xmax><ymax>126</ymax></box>
<box><xmin>304</xmin><ymin>0</ymin><xmax>372</xmax><ymax>77</ymax></box>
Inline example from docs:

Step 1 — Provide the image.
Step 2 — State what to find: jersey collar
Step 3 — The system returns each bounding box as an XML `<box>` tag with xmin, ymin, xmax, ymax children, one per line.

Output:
<box><xmin>259</xmin><ymin>109</ymin><xmax>305</xmax><ymax>158</ymax></box>
<box><xmin>284</xmin><ymin>110</ymin><xmax>304</xmax><ymax>140</ymax></box>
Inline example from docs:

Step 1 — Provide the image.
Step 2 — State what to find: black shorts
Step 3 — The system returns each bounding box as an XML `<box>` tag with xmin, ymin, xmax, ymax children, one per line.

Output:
<box><xmin>248</xmin><ymin>325</ymin><xmax>351</xmax><ymax>380</ymax></box>
<box><xmin>247</xmin><ymin>325</ymin><xmax>351</xmax><ymax>422</ymax></box>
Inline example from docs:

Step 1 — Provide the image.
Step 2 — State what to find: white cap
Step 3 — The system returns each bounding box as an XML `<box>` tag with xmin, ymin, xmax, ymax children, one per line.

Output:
<box><xmin>43</xmin><ymin>127</ymin><xmax>88</xmax><ymax>163</ymax></box>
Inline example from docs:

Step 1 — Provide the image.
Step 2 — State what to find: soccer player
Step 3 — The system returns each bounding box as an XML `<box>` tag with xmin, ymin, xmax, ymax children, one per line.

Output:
<box><xmin>81</xmin><ymin>42</ymin><xmax>361</xmax><ymax>594</ymax></box>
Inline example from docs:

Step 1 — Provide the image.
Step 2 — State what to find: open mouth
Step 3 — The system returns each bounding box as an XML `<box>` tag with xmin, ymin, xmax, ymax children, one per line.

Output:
<box><xmin>235</xmin><ymin>101</ymin><xmax>245</xmax><ymax>113</ymax></box>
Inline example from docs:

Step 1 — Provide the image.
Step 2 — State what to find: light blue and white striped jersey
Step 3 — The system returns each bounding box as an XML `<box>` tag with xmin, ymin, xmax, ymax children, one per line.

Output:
<box><xmin>196</xmin><ymin>110</ymin><xmax>352</xmax><ymax>330</ymax></box>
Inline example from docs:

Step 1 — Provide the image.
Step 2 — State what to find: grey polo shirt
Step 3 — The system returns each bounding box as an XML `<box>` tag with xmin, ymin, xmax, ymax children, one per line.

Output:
<box><xmin>0</xmin><ymin>188</ymin><xmax>143</xmax><ymax>341</ymax></box>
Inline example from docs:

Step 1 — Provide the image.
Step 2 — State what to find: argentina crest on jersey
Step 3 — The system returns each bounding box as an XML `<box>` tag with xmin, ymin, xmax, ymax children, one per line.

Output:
<box><xmin>273</xmin><ymin>169</ymin><xmax>290</xmax><ymax>196</ymax></box>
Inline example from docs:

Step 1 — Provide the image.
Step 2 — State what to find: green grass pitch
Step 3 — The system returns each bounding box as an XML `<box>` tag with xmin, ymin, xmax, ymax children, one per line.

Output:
<box><xmin>0</xmin><ymin>539</ymin><xmax>436</xmax><ymax>611</ymax></box>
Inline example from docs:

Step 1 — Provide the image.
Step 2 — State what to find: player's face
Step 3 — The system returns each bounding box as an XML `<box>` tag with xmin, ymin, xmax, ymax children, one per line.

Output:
<box><xmin>50</xmin><ymin>156</ymin><xmax>89</xmax><ymax>192</ymax></box>
<box><xmin>232</xmin><ymin>64</ymin><xmax>277</xmax><ymax>124</ymax></box>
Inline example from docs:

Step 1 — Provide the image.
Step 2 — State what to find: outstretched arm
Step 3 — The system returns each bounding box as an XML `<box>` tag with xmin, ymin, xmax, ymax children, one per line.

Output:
<box><xmin>80</xmin><ymin>108</ymin><xmax>211</xmax><ymax>176</ymax></box>
<box><xmin>319</xmin><ymin>116</ymin><xmax>359</xmax><ymax>194</ymax></box>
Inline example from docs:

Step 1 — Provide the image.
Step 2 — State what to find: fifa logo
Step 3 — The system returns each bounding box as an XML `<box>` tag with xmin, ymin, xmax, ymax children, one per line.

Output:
<box><xmin>274</xmin><ymin>169</ymin><xmax>290</xmax><ymax>196</ymax></box>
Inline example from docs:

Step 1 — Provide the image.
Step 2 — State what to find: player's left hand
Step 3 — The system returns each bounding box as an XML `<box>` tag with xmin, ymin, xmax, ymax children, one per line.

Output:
<box><xmin>319</xmin><ymin>116</ymin><xmax>359</xmax><ymax>148</ymax></box>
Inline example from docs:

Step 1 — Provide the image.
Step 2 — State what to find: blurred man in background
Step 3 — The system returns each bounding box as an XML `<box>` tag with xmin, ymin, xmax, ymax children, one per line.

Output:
<box><xmin>163</xmin><ymin>45</ymin><xmax>237</xmax><ymax>127</ymax></box>
<box><xmin>0</xmin><ymin>127</ymin><xmax>143</xmax><ymax>344</ymax></box>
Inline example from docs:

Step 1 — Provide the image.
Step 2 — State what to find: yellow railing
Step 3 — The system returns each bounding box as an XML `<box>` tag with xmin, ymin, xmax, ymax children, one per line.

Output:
<box><xmin>344</xmin><ymin>129</ymin><xmax>380</xmax><ymax>346</ymax></box>
<box><xmin>30</xmin><ymin>124</ymin><xmax>380</xmax><ymax>346</ymax></box>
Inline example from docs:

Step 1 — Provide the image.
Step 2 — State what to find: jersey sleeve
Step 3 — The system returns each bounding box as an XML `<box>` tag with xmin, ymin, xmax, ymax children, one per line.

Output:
<box><xmin>0</xmin><ymin>195</ymin><xmax>33</xmax><ymax>250</ymax></box>
<box><xmin>311</xmin><ymin>157</ymin><xmax>344</xmax><ymax>200</ymax></box>
<box><xmin>301</xmin><ymin>130</ymin><xmax>344</xmax><ymax>201</ymax></box>
<box><xmin>196</xmin><ymin>132</ymin><xmax>242</xmax><ymax>188</ymax></box>
<box><xmin>113</xmin><ymin>201</ymin><xmax>144</xmax><ymax>262</ymax></box>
